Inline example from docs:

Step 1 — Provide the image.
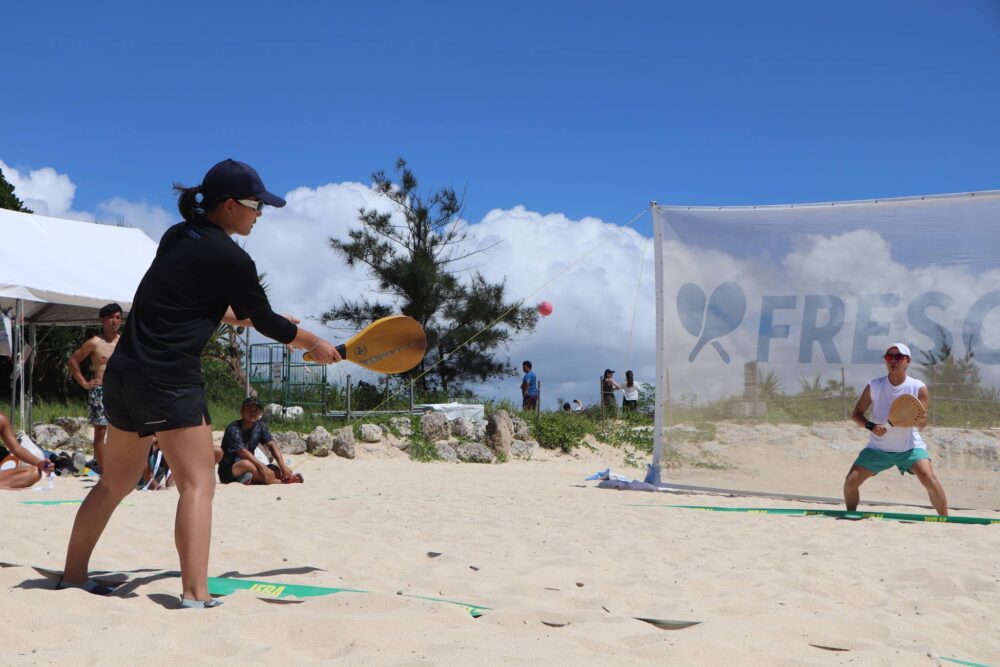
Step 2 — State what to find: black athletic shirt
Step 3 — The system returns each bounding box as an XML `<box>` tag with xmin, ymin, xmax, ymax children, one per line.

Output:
<box><xmin>219</xmin><ymin>419</ymin><xmax>273</xmax><ymax>468</ymax></box>
<box><xmin>109</xmin><ymin>216</ymin><xmax>297</xmax><ymax>383</ymax></box>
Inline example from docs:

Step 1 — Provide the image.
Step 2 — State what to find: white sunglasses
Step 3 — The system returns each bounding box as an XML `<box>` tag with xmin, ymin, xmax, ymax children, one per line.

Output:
<box><xmin>234</xmin><ymin>198</ymin><xmax>264</xmax><ymax>213</ymax></box>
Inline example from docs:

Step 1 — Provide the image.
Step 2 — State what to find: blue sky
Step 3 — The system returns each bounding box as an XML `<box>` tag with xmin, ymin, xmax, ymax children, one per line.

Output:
<box><xmin>2</xmin><ymin>1</ymin><xmax>999</xmax><ymax>404</ymax></box>
<box><xmin>3</xmin><ymin>1</ymin><xmax>998</xmax><ymax>234</ymax></box>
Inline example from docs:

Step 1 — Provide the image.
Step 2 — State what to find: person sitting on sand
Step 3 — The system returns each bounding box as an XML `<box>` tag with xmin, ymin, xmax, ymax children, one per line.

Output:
<box><xmin>0</xmin><ymin>410</ymin><xmax>55</xmax><ymax>490</ymax></box>
<box><xmin>845</xmin><ymin>343</ymin><xmax>949</xmax><ymax>516</ymax></box>
<box><xmin>218</xmin><ymin>397</ymin><xmax>302</xmax><ymax>485</ymax></box>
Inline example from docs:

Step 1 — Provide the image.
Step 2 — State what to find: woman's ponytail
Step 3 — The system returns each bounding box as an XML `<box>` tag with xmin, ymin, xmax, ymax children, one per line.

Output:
<box><xmin>173</xmin><ymin>182</ymin><xmax>204</xmax><ymax>222</ymax></box>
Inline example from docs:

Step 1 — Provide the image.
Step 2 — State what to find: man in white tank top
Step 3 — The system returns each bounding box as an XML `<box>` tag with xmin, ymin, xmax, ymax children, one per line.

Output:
<box><xmin>845</xmin><ymin>343</ymin><xmax>949</xmax><ymax>516</ymax></box>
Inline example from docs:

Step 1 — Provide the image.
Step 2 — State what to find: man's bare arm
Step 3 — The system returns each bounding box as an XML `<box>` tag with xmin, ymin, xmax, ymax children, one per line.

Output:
<box><xmin>67</xmin><ymin>338</ymin><xmax>97</xmax><ymax>389</ymax></box>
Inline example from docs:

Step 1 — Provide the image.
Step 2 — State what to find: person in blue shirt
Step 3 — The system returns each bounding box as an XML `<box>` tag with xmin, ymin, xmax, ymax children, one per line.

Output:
<box><xmin>219</xmin><ymin>397</ymin><xmax>302</xmax><ymax>485</ymax></box>
<box><xmin>520</xmin><ymin>360</ymin><xmax>539</xmax><ymax>410</ymax></box>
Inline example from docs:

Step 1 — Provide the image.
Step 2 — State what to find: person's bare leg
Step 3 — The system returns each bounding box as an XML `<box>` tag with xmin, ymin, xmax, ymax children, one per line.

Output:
<box><xmin>93</xmin><ymin>425</ymin><xmax>108</xmax><ymax>470</ymax></box>
<box><xmin>0</xmin><ymin>465</ymin><xmax>41</xmax><ymax>490</ymax></box>
<box><xmin>911</xmin><ymin>459</ymin><xmax>949</xmax><ymax>516</ymax></box>
<box><xmin>229</xmin><ymin>459</ymin><xmax>257</xmax><ymax>483</ymax></box>
<box><xmin>155</xmin><ymin>421</ymin><xmax>216</xmax><ymax>602</ymax></box>
<box><xmin>63</xmin><ymin>427</ymin><xmax>151</xmax><ymax>583</ymax></box>
<box><xmin>843</xmin><ymin>464</ymin><xmax>876</xmax><ymax>512</ymax></box>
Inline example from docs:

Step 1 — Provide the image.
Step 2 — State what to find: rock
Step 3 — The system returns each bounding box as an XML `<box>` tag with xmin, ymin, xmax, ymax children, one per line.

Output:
<box><xmin>272</xmin><ymin>431</ymin><xmax>307</xmax><ymax>455</ymax></box>
<box><xmin>53</xmin><ymin>416</ymin><xmax>88</xmax><ymax>435</ymax></box>
<box><xmin>283</xmin><ymin>406</ymin><xmax>305</xmax><ymax>420</ymax></box>
<box><xmin>64</xmin><ymin>431</ymin><xmax>93</xmax><ymax>451</ymax></box>
<box><xmin>330</xmin><ymin>426</ymin><xmax>356</xmax><ymax>459</ymax></box>
<box><xmin>263</xmin><ymin>403</ymin><xmax>285</xmax><ymax>419</ymax></box>
<box><xmin>390</xmin><ymin>417</ymin><xmax>413</xmax><ymax>437</ymax></box>
<box><xmin>32</xmin><ymin>424</ymin><xmax>69</xmax><ymax>449</ymax></box>
<box><xmin>455</xmin><ymin>442</ymin><xmax>495</xmax><ymax>463</ymax></box>
<box><xmin>433</xmin><ymin>441</ymin><xmax>458</xmax><ymax>462</ymax></box>
<box><xmin>359</xmin><ymin>423</ymin><xmax>383</xmax><ymax>443</ymax></box>
<box><xmin>421</xmin><ymin>412</ymin><xmax>450</xmax><ymax>443</ymax></box>
<box><xmin>263</xmin><ymin>404</ymin><xmax>305</xmax><ymax>420</ymax></box>
<box><xmin>451</xmin><ymin>416</ymin><xmax>475</xmax><ymax>440</ymax></box>
<box><xmin>512</xmin><ymin>417</ymin><xmax>531</xmax><ymax>441</ymax></box>
<box><xmin>485</xmin><ymin>410</ymin><xmax>514</xmax><ymax>457</ymax></box>
<box><xmin>473</xmin><ymin>420</ymin><xmax>488</xmax><ymax>442</ymax></box>
<box><xmin>511</xmin><ymin>439</ymin><xmax>538</xmax><ymax>460</ymax></box>
<box><xmin>306</xmin><ymin>426</ymin><xmax>333</xmax><ymax>457</ymax></box>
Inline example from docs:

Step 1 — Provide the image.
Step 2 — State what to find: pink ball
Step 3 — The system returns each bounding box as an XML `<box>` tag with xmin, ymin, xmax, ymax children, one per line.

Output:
<box><xmin>537</xmin><ymin>301</ymin><xmax>553</xmax><ymax>317</ymax></box>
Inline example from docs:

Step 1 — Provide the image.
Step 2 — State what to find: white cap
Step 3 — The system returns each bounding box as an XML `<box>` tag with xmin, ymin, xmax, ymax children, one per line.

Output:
<box><xmin>886</xmin><ymin>342</ymin><xmax>911</xmax><ymax>357</ymax></box>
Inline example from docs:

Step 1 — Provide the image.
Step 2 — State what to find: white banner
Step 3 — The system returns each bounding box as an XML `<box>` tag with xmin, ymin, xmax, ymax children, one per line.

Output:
<box><xmin>653</xmin><ymin>192</ymin><xmax>1000</xmax><ymax>404</ymax></box>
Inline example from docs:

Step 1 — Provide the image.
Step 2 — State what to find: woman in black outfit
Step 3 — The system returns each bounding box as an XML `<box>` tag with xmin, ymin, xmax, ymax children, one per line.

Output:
<box><xmin>60</xmin><ymin>160</ymin><xmax>341</xmax><ymax>607</ymax></box>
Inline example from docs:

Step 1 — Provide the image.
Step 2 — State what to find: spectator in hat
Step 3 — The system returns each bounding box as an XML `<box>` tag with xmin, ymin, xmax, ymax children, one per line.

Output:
<box><xmin>601</xmin><ymin>369</ymin><xmax>621</xmax><ymax>410</ymax></box>
<box><xmin>219</xmin><ymin>397</ymin><xmax>302</xmax><ymax>485</ymax></box>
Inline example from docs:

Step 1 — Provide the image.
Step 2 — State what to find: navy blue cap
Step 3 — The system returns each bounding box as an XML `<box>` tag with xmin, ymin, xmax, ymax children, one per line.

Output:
<box><xmin>202</xmin><ymin>159</ymin><xmax>286</xmax><ymax>208</ymax></box>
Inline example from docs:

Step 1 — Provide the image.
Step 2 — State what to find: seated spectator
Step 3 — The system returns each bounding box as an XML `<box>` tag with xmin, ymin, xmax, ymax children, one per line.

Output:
<box><xmin>218</xmin><ymin>397</ymin><xmax>302</xmax><ymax>485</ymax></box>
<box><xmin>139</xmin><ymin>437</ymin><xmax>208</xmax><ymax>490</ymax></box>
<box><xmin>562</xmin><ymin>402</ymin><xmax>572</xmax><ymax>412</ymax></box>
<box><xmin>0</xmin><ymin>411</ymin><xmax>54</xmax><ymax>490</ymax></box>
<box><xmin>572</xmin><ymin>399</ymin><xmax>585</xmax><ymax>412</ymax></box>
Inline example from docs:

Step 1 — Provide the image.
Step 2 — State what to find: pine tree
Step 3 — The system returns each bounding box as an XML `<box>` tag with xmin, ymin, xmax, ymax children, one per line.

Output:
<box><xmin>323</xmin><ymin>159</ymin><xmax>537</xmax><ymax>394</ymax></box>
<box><xmin>0</xmin><ymin>168</ymin><xmax>31</xmax><ymax>213</ymax></box>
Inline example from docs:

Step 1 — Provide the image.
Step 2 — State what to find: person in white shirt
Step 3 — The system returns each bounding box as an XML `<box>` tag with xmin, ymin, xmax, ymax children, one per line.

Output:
<box><xmin>845</xmin><ymin>343</ymin><xmax>948</xmax><ymax>516</ymax></box>
<box><xmin>621</xmin><ymin>370</ymin><xmax>640</xmax><ymax>413</ymax></box>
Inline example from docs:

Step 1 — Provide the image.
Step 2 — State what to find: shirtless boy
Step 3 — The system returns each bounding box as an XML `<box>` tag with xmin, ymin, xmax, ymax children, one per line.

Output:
<box><xmin>68</xmin><ymin>303</ymin><xmax>123</xmax><ymax>472</ymax></box>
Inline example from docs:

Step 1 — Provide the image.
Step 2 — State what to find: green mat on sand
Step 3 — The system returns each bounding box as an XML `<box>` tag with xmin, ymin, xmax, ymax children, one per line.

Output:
<box><xmin>19</xmin><ymin>499</ymin><xmax>132</xmax><ymax>506</ymax></box>
<box><xmin>180</xmin><ymin>573</ymin><xmax>490</xmax><ymax>617</ymax></box>
<box><xmin>633</xmin><ymin>504</ymin><xmax>1000</xmax><ymax>525</ymax></box>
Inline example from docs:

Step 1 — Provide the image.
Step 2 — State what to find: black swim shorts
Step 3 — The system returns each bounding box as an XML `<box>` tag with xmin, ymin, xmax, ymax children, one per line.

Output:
<box><xmin>103</xmin><ymin>367</ymin><xmax>211</xmax><ymax>438</ymax></box>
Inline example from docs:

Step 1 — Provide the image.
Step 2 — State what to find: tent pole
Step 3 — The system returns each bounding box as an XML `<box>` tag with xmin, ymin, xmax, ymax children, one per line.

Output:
<box><xmin>28</xmin><ymin>323</ymin><xmax>37</xmax><ymax>429</ymax></box>
<box><xmin>9</xmin><ymin>306</ymin><xmax>16</xmax><ymax>423</ymax></box>
<box><xmin>645</xmin><ymin>204</ymin><xmax>666</xmax><ymax>485</ymax></box>
<box><xmin>15</xmin><ymin>299</ymin><xmax>25</xmax><ymax>434</ymax></box>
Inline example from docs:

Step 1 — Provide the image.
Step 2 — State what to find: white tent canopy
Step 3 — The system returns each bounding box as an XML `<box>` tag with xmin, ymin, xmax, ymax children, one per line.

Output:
<box><xmin>0</xmin><ymin>207</ymin><xmax>158</xmax><ymax>431</ymax></box>
<box><xmin>0</xmin><ymin>207</ymin><xmax>157</xmax><ymax>324</ymax></box>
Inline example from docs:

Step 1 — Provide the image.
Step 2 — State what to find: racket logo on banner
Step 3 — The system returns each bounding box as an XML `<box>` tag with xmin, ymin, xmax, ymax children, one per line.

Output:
<box><xmin>677</xmin><ymin>282</ymin><xmax>747</xmax><ymax>363</ymax></box>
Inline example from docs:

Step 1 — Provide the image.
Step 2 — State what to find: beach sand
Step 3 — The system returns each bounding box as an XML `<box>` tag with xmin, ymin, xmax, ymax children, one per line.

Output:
<box><xmin>2</xmin><ymin>422</ymin><xmax>998</xmax><ymax>666</ymax></box>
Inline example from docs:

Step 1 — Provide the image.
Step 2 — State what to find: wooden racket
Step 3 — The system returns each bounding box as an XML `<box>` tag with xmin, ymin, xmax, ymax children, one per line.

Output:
<box><xmin>304</xmin><ymin>315</ymin><xmax>426</xmax><ymax>374</ymax></box>
<box><xmin>887</xmin><ymin>394</ymin><xmax>925</xmax><ymax>428</ymax></box>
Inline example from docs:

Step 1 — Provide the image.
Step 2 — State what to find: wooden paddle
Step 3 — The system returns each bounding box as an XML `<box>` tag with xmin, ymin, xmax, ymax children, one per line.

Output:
<box><xmin>304</xmin><ymin>315</ymin><xmax>426</xmax><ymax>374</ymax></box>
<box><xmin>887</xmin><ymin>393</ymin><xmax>925</xmax><ymax>428</ymax></box>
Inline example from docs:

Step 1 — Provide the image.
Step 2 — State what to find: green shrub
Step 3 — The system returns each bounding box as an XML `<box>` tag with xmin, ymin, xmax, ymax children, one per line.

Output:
<box><xmin>533</xmin><ymin>411</ymin><xmax>591</xmax><ymax>453</ymax></box>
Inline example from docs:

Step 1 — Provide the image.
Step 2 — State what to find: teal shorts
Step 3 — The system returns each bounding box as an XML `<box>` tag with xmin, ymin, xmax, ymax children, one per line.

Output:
<box><xmin>854</xmin><ymin>447</ymin><xmax>929</xmax><ymax>475</ymax></box>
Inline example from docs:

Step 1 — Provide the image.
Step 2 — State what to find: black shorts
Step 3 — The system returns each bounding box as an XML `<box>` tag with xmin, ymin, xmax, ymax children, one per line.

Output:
<box><xmin>218</xmin><ymin>460</ymin><xmax>237</xmax><ymax>484</ymax></box>
<box><xmin>103</xmin><ymin>367</ymin><xmax>211</xmax><ymax>438</ymax></box>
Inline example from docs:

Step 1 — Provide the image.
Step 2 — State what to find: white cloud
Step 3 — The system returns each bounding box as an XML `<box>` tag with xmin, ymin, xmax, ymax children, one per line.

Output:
<box><xmin>0</xmin><ymin>159</ymin><xmax>85</xmax><ymax>219</ymax></box>
<box><xmin>96</xmin><ymin>197</ymin><xmax>176</xmax><ymax>241</ymax></box>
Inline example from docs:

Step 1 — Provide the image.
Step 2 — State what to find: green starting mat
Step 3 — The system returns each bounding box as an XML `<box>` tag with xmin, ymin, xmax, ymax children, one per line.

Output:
<box><xmin>632</xmin><ymin>504</ymin><xmax>1000</xmax><ymax>525</ymax></box>
<box><xmin>19</xmin><ymin>499</ymin><xmax>132</xmax><ymax>506</ymax></box>
<box><xmin>200</xmin><ymin>575</ymin><xmax>489</xmax><ymax>617</ymax></box>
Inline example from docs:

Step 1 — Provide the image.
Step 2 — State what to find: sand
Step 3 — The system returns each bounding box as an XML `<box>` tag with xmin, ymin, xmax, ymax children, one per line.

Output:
<box><xmin>1</xmin><ymin>422</ymin><xmax>998</xmax><ymax>666</ymax></box>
